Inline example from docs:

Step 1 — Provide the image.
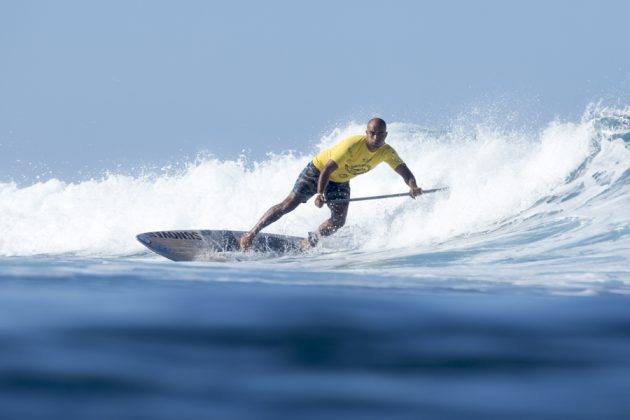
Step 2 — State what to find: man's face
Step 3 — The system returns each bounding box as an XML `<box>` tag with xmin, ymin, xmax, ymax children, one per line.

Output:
<box><xmin>366</xmin><ymin>122</ymin><xmax>388</xmax><ymax>149</ymax></box>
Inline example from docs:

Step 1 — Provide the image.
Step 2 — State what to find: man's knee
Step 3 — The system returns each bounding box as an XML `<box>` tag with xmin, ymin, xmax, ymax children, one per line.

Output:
<box><xmin>331</xmin><ymin>212</ymin><xmax>347</xmax><ymax>227</ymax></box>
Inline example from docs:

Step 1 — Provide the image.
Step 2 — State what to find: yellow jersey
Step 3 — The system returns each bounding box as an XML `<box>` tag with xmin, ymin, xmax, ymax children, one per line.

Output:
<box><xmin>312</xmin><ymin>135</ymin><xmax>404</xmax><ymax>183</ymax></box>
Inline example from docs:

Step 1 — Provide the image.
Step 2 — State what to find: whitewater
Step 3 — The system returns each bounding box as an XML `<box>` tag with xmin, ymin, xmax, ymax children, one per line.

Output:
<box><xmin>1</xmin><ymin>105</ymin><xmax>628</xmax><ymax>292</ymax></box>
<box><xmin>1</xmin><ymin>104</ymin><xmax>630</xmax><ymax>420</ymax></box>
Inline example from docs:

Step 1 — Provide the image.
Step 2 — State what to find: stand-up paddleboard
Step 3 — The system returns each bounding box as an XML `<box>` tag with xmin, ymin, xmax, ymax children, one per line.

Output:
<box><xmin>136</xmin><ymin>230</ymin><xmax>304</xmax><ymax>261</ymax></box>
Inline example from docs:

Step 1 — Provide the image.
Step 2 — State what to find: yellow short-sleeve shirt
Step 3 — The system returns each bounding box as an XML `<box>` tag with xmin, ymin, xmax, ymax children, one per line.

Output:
<box><xmin>312</xmin><ymin>135</ymin><xmax>405</xmax><ymax>183</ymax></box>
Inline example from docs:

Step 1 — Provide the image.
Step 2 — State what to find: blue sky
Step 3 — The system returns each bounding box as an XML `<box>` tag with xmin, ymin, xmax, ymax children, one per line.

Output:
<box><xmin>1</xmin><ymin>0</ymin><xmax>629</xmax><ymax>181</ymax></box>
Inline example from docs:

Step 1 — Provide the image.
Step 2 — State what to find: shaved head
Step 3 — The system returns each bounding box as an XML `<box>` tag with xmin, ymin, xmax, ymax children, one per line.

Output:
<box><xmin>368</xmin><ymin>118</ymin><xmax>387</xmax><ymax>130</ymax></box>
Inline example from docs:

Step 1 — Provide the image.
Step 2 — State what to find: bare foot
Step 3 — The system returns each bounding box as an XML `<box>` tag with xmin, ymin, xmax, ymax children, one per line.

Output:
<box><xmin>240</xmin><ymin>232</ymin><xmax>255</xmax><ymax>250</ymax></box>
<box><xmin>299</xmin><ymin>231</ymin><xmax>320</xmax><ymax>250</ymax></box>
<box><xmin>299</xmin><ymin>238</ymin><xmax>312</xmax><ymax>250</ymax></box>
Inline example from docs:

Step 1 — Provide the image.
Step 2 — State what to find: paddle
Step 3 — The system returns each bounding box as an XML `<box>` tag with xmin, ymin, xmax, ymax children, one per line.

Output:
<box><xmin>326</xmin><ymin>187</ymin><xmax>448</xmax><ymax>204</ymax></box>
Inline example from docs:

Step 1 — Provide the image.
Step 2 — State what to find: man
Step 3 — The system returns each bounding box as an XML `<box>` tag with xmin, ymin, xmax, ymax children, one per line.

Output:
<box><xmin>240</xmin><ymin>118</ymin><xmax>423</xmax><ymax>250</ymax></box>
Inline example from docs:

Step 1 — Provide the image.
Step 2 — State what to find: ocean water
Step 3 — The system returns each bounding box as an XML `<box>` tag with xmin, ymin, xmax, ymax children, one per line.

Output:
<box><xmin>1</xmin><ymin>104</ymin><xmax>629</xmax><ymax>419</ymax></box>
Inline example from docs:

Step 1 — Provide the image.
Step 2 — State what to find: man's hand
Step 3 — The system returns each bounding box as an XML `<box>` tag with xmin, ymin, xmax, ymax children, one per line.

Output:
<box><xmin>409</xmin><ymin>186</ymin><xmax>423</xmax><ymax>199</ymax></box>
<box><xmin>314</xmin><ymin>193</ymin><xmax>326</xmax><ymax>208</ymax></box>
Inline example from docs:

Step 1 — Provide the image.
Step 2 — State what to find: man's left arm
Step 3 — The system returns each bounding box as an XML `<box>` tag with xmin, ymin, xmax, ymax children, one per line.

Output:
<box><xmin>394</xmin><ymin>164</ymin><xmax>423</xmax><ymax>198</ymax></box>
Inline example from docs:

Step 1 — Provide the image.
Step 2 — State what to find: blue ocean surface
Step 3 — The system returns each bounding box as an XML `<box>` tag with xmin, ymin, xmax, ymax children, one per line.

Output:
<box><xmin>1</xmin><ymin>105</ymin><xmax>629</xmax><ymax>419</ymax></box>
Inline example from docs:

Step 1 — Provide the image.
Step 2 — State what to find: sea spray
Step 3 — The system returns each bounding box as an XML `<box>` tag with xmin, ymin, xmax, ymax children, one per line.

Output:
<box><xmin>0</xmin><ymin>105</ymin><xmax>628</xmax><ymax>264</ymax></box>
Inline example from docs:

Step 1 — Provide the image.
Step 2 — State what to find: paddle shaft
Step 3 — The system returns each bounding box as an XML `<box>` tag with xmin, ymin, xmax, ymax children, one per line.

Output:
<box><xmin>326</xmin><ymin>188</ymin><xmax>448</xmax><ymax>204</ymax></box>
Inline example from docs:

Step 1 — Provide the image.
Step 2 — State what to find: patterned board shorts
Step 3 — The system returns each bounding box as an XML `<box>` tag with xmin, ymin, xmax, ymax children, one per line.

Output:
<box><xmin>292</xmin><ymin>162</ymin><xmax>350</xmax><ymax>205</ymax></box>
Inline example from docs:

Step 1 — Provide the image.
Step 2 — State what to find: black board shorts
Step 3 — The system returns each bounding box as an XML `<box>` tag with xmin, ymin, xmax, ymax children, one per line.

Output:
<box><xmin>292</xmin><ymin>162</ymin><xmax>350</xmax><ymax>205</ymax></box>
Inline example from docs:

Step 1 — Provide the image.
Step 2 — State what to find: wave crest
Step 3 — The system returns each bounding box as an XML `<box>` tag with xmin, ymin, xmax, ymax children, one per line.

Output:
<box><xmin>1</xmin><ymin>104</ymin><xmax>628</xmax><ymax>261</ymax></box>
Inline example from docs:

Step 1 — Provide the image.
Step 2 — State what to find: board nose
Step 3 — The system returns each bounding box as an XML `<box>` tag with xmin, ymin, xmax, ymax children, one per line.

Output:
<box><xmin>136</xmin><ymin>233</ymin><xmax>152</xmax><ymax>246</ymax></box>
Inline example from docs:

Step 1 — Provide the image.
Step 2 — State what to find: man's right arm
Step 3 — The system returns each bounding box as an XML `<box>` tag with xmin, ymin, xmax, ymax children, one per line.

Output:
<box><xmin>314</xmin><ymin>160</ymin><xmax>338</xmax><ymax>208</ymax></box>
<box><xmin>395</xmin><ymin>163</ymin><xmax>423</xmax><ymax>198</ymax></box>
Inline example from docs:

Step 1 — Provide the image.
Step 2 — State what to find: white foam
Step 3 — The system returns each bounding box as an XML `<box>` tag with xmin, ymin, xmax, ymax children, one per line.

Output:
<box><xmin>0</xmin><ymin>105</ymin><xmax>628</xmax><ymax>259</ymax></box>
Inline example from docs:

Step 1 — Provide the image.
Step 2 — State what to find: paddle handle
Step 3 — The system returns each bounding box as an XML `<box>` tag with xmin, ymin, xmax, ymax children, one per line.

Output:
<box><xmin>326</xmin><ymin>187</ymin><xmax>448</xmax><ymax>204</ymax></box>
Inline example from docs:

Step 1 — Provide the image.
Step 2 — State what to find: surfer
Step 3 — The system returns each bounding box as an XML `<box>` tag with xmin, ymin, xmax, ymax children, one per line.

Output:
<box><xmin>240</xmin><ymin>118</ymin><xmax>423</xmax><ymax>250</ymax></box>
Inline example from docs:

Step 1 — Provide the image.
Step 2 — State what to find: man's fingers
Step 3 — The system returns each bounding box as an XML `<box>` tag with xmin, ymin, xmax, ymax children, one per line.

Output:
<box><xmin>409</xmin><ymin>188</ymin><xmax>423</xmax><ymax>198</ymax></box>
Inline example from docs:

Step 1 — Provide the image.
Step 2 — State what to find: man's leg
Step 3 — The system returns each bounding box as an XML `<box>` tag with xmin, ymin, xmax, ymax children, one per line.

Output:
<box><xmin>303</xmin><ymin>180</ymin><xmax>350</xmax><ymax>248</ymax></box>
<box><xmin>318</xmin><ymin>202</ymin><xmax>349</xmax><ymax>237</ymax></box>
<box><xmin>299</xmin><ymin>203</ymin><xmax>348</xmax><ymax>249</ymax></box>
<box><xmin>240</xmin><ymin>192</ymin><xmax>303</xmax><ymax>250</ymax></box>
